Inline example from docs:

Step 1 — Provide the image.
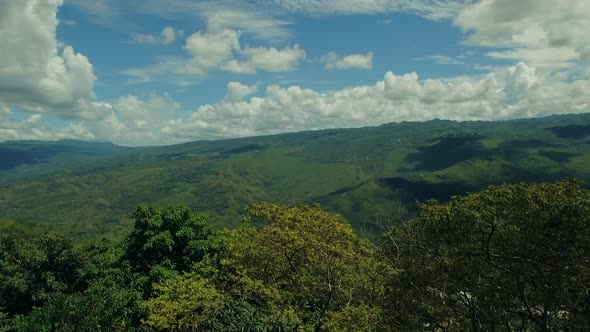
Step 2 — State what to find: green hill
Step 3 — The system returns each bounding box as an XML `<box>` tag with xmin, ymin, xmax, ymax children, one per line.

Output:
<box><xmin>2</xmin><ymin>113</ymin><xmax>590</xmax><ymax>240</ymax></box>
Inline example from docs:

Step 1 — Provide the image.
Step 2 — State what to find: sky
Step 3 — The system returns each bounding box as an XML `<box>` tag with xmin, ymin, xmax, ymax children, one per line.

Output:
<box><xmin>0</xmin><ymin>0</ymin><xmax>589</xmax><ymax>146</ymax></box>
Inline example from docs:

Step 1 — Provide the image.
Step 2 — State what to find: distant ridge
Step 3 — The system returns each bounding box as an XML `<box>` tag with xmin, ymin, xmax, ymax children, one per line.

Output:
<box><xmin>1</xmin><ymin>112</ymin><xmax>590</xmax><ymax>240</ymax></box>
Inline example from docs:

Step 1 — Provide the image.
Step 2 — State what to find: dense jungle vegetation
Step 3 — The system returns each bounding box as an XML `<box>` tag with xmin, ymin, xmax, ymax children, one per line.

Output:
<box><xmin>2</xmin><ymin>180</ymin><xmax>589</xmax><ymax>331</ymax></box>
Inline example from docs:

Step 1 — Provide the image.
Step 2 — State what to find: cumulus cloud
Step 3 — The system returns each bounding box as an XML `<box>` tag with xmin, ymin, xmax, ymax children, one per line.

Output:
<box><xmin>182</xmin><ymin>29</ymin><xmax>241</xmax><ymax>74</ymax></box>
<box><xmin>132</xmin><ymin>26</ymin><xmax>181</xmax><ymax>45</ymax></box>
<box><xmin>0</xmin><ymin>0</ymin><xmax>108</xmax><ymax>121</ymax></box>
<box><xmin>454</xmin><ymin>0</ymin><xmax>590</xmax><ymax>69</ymax></box>
<box><xmin>0</xmin><ymin>115</ymin><xmax>96</xmax><ymax>142</ymax></box>
<box><xmin>71</xmin><ymin>0</ymin><xmax>589</xmax><ymax>74</ymax></box>
<box><xmin>224</xmin><ymin>82</ymin><xmax>258</xmax><ymax>102</ymax></box>
<box><xmin>5</xmin><ymin>0</ymin><xmax>590</xmax><ymax>146</ymax></box>
<box><xmin>4</xmin><ymin>62</ymin><xmax>589</xmax><ymax>145</ymax></box>
<box><xmin>115</xmin><ymin>93</ymin><xmax>180</xmax><ymax>129</ymax></box>
<box><xmin>122</xmin><ymin>29</ymin><xmax>244</xmax><ymax>80</ymax></box>
<box><xmin>321</xmin><ymin>52</ymin><xmax>373</xmax><ymax>70</ymax></box>
<box><xmin>24</xmin><ymin>114</ymin><xmax>42</xmax><ymax>125</ymax></box>
<box><xmin>39</xmin><ymin>92</ymin><xmax>184</xmax><ymax>145</ymax></box>
<box><xmin>124</xmin><ymin>27</ymin><xmax>306</xmax><ymax>82</ymax></box>
<box><xmin>225</xmin><ymin>45</ymin><xmax>306</xmax><ymax>74</ymax></box>
<box><xmin>160</xmin><ymin>62</ymin><xmax>589</xmax><ymax>141</ymax></box>
<box><xmin>0</xmin><ymin>92</ymin><xmax>183</xmax><ymax>145</ymax></box>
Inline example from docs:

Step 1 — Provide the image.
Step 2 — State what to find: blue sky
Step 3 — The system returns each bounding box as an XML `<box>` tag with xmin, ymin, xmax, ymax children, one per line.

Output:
<box><xmin>1</xmin><ymin>0</ymin><xmax>589</xmax><ymax>145</ymax></box>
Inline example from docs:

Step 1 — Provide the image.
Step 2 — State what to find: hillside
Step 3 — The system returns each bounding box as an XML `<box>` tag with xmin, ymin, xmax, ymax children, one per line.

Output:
<box><xmin>1</xmin><ymin>113</ymin><xmax>590</xmax><ymax>240</ymax></box>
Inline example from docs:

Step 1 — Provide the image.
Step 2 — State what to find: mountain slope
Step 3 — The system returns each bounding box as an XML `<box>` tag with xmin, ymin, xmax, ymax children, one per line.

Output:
<box><xmin>1</xmin><ymin>114</ymin><xmax>590</xmax><ymax>240</ymax></box>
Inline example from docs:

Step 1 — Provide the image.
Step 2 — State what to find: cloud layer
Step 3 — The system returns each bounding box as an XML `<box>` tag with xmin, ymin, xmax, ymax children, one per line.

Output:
<box><xmin>2</xmin><ymin>0</ymin><xmax>590</xmax><ymax>146</ymax></box>
<box><xmin>124</xmin><ymin>27</ymin><xmax>306</xmax><ymax>82</ymax></box>
<box><xmin>455</xmin><ymin>0</ymin><xmax>590</xmax><ymax>69</ymax></box>
<box><xmin>258</xmin><ymin>0</ymin><xmax>468</xmax><ymax>20</ymax></box>
<box><xmin>160</xmin><ymin>62</ymin><xmax>589</xmax><ymax>140</ymax></box>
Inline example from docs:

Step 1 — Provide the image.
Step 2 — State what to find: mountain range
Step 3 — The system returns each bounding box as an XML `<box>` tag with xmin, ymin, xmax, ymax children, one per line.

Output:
<box><xmin>1</xmin><ymin>113</ymin><xmax>590</xmax><ymax>240</ymax></box>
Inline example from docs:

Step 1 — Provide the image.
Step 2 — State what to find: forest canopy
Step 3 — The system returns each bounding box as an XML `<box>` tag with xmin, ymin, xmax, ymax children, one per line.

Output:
<box><xmin>1</xmin><ymin>180</ymin><xmax>589</xmax><ymax>331</ymax></box>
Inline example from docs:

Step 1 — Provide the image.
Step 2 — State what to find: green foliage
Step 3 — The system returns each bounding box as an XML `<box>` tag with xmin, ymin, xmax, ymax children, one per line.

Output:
<box><xmin>0</xmin><ymin>233</ymin><xmax>87</xmax><ymax>318</ymax></box>
<box><xmin>122</xmin><ymin>204</ymin><xmax>221</xmax><ymax>295</ymax></box>
<box><xmin>142</xmin><ymin>274</ymin><xmax>224</xmax><ymax>331</ymax></box>
<box><xmin>4</xmin><ymin>179</ymin><xmax>590</xmax><ymax>330</ymax></box>
<box><xmin>9</xmin><ymin>281</ymin><xmax>144</xmax><ymax>332</ymax></box>
<box><xmin>144</xmin><ymin>203</ymin><xmax>391</xmax><ymax>331</ymax></box>
<box><xmin>0</xmin><ymin>204</ymin><xmax>222</xmax><ymax>331</ymax></box>
<box><xmin>383</xmin><ymin>180</ymin><xmax>590</xmax><ymax>331</ymax></box>
<box><xmin>324</xmin><ymin>305</ymin><xmax>383</xmax><ymax>332</ymax></box>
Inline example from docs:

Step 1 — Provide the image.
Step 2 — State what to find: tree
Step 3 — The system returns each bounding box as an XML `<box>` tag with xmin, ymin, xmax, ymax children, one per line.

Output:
<box><xmin>144</xmin><ymin>203</ymin><xmax>392</xmax><ymax>331</ymax></box>
<box><xmin>142</xmin><ymin>274</ymin><xmax>224</xmax><ymax>331</ymax></box>
<box><xmin>9</xmin><ymin>280</ymin><xmax>145</xmax><ymax>332</ymax></box>
<box><xmin>122</xmin><ymin>204</ymin><xmax>221</xmax><ymax>296</ymax></box>
<box><xmin>0</xmin><ymin>233</ymin><xmax>87</xmax><ymax>318</ymax></box>
<box><xmin>1</xmin><ymin>236</ymin><xmax>145</xmax><ymax>332</ymax></box>
<box><xmin>383</xmin><ymin>181</ymin><xmax>590</xmax><ymax>331</ymax></box>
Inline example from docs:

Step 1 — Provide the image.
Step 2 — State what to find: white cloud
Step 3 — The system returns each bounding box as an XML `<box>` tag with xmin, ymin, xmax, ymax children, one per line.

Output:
<box><xmin>321</xmin><ymin>52</ymin><xmax>373</xmax><ymax>70</ymax></box>
<box><xmin>25</xmin><ymin>114</ymin><xmax>42</xmax><ymax>125</ymax></box>
<box><xmin>258</xmin><ymin>0</ymin><xmax>470</xmax><ymax>20</ymax></box>
<box><xmin>0</xmin><ymin>92</ymin><xmax>184</xmax><ymax>145</ymax></box>
<box><xmin>503</xmin><ymin>62</ymin><xmax>538</xmax><ymax>102</ymax></box>
<box><xmin>224</xmin><ymin>82</ymin><xmax>258</xmax><ymax>102</ymax></box>
<box><xmin>20</xmin><ymin>92</ymin><xmax>183</xmax><ymax>146</ymax></box>
<box><xmin>135</xmin><ymin>0</ymin><xmax>293</xmax><ymax>41</ymax></box>
<box><xmin>198</xmin><ymin>4</ymin><xmax>292</xmax><ymax>42</ymax></box>
<box><xmin>67</xmin><ymin>0</ymin><xmax>293</xmax><ymax>41</ymax></box>
<box><xmin>124</xmin><ymin>27</ymin><xmax>306</xmax><ymax>82</ymax></box>
<box><xmin>62</xmin><ymin>93</ymin><xmax>175</xmax><ymax>145</ymax></box>
<box><xmin>115</xmin><ymin>93</ymin><xmax>180</xmax><ymax>129</ymax></box>
<box><xmin>0</xmin><ymin>0</ymin><xmax>107</xmax><ymax>121</ymax></box>
<box><xmin>454</xmin><ymin>0</ymin><xmax>590</xmax><ymax>69</ymax></box>
<box><xmin>486</xmin><ymin>48</ymin><xmax>579</xmax><ymax>69</ymax></box>
<box><xmin>6</xmin><ymin>0</ymin><xmax>590</xmax><ymax>146</ymax></box>
<box><xmin>0</xmin><ymin>116</ymin><xmax>96</xmax><ymax>142</ymax></box>
<box><xmin>160</xmin><ymin>62</ymin><xmax>590</xmax><ymax>141</ymax></box>
<box><xmin>0</xmin><ymin>107</ymin><xmax>12</xmax><ymax>117</ymax></box>
<box><xmin>132</xmin><ymin>26</ymin><xmax>181</xmax><ymax>45</ymax></box>
<box><xmin>416</xmin><ymin>54</ymin><xmax>462</xmax><ymax>65</ymax></box>
<box><xmin>4</xmin><ymin>62</ymin><xmax>589</xmax><ymax>145</ymax></box>
<box><xmin>122</xmin><ymin>28</ymin><xmax>243</xmax><ymax>82</ymax></box>
<box><xmin>182</xmin><ymin>29</ymin><xmax>241</xmax><ymax>74</ymax></box>
<box><xmin>225</xmin><ymin>45</ymin><xmax>306</xmax><ymax>74</ymax></box>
